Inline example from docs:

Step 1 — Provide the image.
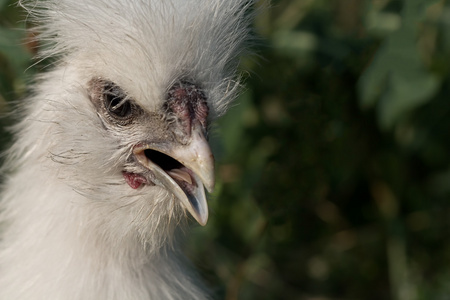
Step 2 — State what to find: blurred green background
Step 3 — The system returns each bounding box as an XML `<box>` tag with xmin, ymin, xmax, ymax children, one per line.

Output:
<box><xmin>2</xmin><ymin>0</ymin><xmax>450</xmax><ymax>299</ymax></box>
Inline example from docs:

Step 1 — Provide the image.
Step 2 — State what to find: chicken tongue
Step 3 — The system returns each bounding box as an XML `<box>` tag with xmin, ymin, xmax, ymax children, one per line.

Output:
<box><xmin>167</xmin><ymin>168</ymin><xmax>193</xmax><ymax>185</ymax></box>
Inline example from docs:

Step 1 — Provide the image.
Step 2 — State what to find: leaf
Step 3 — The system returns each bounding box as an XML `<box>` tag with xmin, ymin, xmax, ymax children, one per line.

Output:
<box><xmin>0</xmin><ymin>0</ymin><xmax>9</xmax><ymax>11</ymax></box>
<box><xmin>377</xmin><ymin>71</ymin><xmax>439</xmax><ymax>129</ymax></box>
<box><xmin>0</xmin><ymin>27</ymin><xmax>30</xmax><ymax>73</ymax></box>
<box><xmin>358</xmin><ymin>0</ymin><xmax>441</xmax><ymax>130</ymax></box>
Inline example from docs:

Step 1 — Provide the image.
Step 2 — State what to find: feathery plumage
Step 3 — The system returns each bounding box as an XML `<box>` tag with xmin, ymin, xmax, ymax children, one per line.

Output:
<box><xmin>0</xmin><ymin>1</ymin><xmax>254</xmax><ymax>299</ymax></box>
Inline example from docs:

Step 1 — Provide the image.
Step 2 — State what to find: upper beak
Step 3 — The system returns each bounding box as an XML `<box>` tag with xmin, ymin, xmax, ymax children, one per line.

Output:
<box><xmin>133</xmin><ymin>122</ymin><xmax>214</xmax><ymax>225</ymax></box>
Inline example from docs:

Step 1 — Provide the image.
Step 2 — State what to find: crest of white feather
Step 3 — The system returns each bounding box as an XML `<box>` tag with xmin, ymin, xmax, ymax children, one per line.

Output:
<box><xmin>19</xmin><ymin>0</ymin><xmax>255</xmax><ymax>115</ymax></box>
<box><xmin>0</xmin><ymin>1</ymin><xmax>256</xmax><ymax>299</ymax></box>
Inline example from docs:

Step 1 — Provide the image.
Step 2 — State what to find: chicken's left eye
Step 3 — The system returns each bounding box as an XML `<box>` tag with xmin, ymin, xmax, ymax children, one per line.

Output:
<box><xmin>105</xmin><ymin>94</ymin><xmax>132</xmax><ymax>118</ymax></box>
<box><xmin>103</xmin><ymin>83</ymin><xmax>133</xmax><ymax>119</ymax></box>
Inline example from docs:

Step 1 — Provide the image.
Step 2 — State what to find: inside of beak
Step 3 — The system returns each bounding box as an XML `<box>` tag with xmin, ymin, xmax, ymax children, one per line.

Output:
<box><xmin>144</xmin><ymin>149</ymin><xmax>194</xmax><ymax>186</ymax></box>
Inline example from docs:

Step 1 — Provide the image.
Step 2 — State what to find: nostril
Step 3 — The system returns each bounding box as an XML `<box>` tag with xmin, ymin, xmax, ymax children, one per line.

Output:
<box><xmin>144</xmin><ymin>149</ymin><xmax>183</xmax><ymax>171</ymax></box>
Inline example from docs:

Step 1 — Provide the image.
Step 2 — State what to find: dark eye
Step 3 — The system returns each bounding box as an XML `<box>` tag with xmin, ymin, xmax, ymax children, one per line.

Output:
<box><xmin>103</xmin><ymin>82</ymin><xmax>133</xmax><ymax>119</ymax></box>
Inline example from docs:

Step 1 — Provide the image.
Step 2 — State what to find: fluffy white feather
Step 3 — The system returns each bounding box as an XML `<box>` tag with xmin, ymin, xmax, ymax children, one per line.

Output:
<box><xmin>0</xmin><ymin>1</ymin><xmax>255</xmax><ymax>299</ymax></box>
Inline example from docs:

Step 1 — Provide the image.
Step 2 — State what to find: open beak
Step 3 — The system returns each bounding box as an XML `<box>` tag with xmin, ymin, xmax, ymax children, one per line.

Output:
<box><xmin>132</xmin><ymin>122</ymin><xmax>214</xmax><ymax>225</ymax></box>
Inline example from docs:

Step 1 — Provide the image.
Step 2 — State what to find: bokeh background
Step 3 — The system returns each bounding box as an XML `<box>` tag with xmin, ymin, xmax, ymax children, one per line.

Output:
<box><xmin>2</xmin><ymin>0</ymin><xmax>450</xmax><ymax>299</ymax></box>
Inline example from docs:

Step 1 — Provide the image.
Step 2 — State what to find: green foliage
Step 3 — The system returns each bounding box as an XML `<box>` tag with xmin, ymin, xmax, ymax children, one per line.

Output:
<box><xmin>0</xmin><ymin>0</ymin><xmax>31</xmax><ymax>105</ymax></box>
<box><xmin>3</xmin><ymin>1</ymin><xmax>450</xmax><ymax>300</ymax></box>
<box><xmin>0</xmin><ymin>0</ymin><xmax>9</xmax><ymax>11</ymax></box>
<box><xmin>189</xmin><ymin>1</ymin><xmax>450</xmax><ymax>299</ymax></box>
<box><xmin>359</xmin><ymin>0</ymin><xmax>440</xmax><ymax>129</ymax></box>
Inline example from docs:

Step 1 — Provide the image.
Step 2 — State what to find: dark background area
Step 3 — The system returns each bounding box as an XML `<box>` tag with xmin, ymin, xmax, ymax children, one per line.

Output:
<box><xmin>2</xmin><ymin>0</ymin><xmax>450</xmax><ymax>299</ymax></box>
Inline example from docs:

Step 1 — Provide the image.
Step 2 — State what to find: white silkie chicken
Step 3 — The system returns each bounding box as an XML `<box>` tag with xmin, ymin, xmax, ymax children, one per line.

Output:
<box><xmin>0</xmin><ymin>0</ymin><xmax>255</xmax><ymax>299</ymax></box>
